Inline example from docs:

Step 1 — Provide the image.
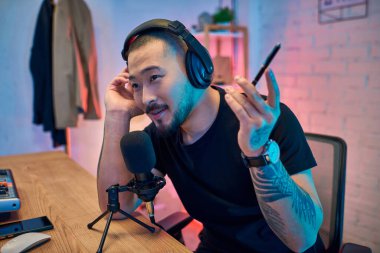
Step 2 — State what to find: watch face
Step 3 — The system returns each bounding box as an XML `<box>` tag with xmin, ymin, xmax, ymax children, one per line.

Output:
<box><xmin>267</xmin><ymin>140</ymin><xmax>280</xmax><ymax>164</ymax></box>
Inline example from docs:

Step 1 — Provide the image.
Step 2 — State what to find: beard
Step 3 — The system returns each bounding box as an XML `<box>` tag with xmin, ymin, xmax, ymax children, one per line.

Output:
<box><xmin>154</xmin><ymin>86</ymin><xmax>194</xmax><ymax>137</ymax></box>
<box><xmin>156</xmin><ymin>99</ymin><xmax>193</xmax><ymax>137</ymax></box>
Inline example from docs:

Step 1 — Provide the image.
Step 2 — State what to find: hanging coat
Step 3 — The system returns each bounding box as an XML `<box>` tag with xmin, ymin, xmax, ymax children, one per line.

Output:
<box><xmin>53</xmin><ymin>0</ymin><xmax>101</xmax><ymax>128</ymax></box>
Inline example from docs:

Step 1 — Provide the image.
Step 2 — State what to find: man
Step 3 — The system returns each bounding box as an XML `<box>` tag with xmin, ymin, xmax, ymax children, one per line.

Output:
<box><xmin>97</xmin><ymin>19</ymin><xmax>324</xmax><ymax>253</ymax></box>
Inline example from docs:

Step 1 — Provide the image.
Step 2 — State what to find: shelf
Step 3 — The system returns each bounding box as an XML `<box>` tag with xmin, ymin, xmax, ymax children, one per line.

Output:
<box><xmin>194</xmin><ymin>31</ymin><xmax>244</xmax><ymax>38</ymax></box>
<box><xmin>197</xmin><ymin>24</ymin><xmax>249</xmax><ymax>83</ymax></box>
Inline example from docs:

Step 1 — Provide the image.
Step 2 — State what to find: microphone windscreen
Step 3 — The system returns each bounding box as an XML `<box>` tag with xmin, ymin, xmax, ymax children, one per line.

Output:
<box><xmin>120</xmin><ymin>131</ymin><xmax>156</xmax><ymax>174</ymax></box>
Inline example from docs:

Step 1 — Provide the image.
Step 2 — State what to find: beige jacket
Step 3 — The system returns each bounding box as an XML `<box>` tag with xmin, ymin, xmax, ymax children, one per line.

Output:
<box><xmin>53</xmin><ymin>0</ymin><xmax>101</xmax><ymax>128</ymax></box>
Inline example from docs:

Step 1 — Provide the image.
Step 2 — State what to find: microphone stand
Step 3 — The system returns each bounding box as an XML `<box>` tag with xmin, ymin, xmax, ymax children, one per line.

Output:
<box><xmin>88</xmin><ymin>176</ymin><xmax>166</xmax><ymax>253</ymax></box>
<box><xmin>88</xmin><ymin>184</ymin><xmax>154</xmax><ymax>253</ymax></box>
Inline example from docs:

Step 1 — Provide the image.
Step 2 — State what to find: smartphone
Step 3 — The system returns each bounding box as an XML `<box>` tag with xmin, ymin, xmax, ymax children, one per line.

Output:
<box><xmin>0</xmin><ymin>216</ymin><xmax>54</xmax><ymax>239</ymax></box>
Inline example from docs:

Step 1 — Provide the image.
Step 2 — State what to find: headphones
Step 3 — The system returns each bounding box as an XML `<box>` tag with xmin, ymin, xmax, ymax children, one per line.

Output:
<box><xmin>121</xmin><ymin>19</ymin><xmax>214</xmax><ymax>89</ymax></box>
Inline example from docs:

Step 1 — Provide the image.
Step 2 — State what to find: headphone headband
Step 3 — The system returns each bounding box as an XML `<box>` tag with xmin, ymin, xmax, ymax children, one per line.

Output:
<box><xmin>121</xmin><ymin>19</ymin><xmax>213</xmax><ymax>75</ymax></box>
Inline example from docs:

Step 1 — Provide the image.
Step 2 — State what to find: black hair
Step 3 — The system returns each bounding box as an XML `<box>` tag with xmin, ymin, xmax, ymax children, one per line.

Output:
<box><xmin>125</xmin><ymin>30</ymin><xmax>187</xmax><ymax>63</ymax></box>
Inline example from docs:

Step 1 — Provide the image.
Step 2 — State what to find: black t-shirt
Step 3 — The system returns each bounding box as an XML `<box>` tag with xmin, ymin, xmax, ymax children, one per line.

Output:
<box><xmin>144</xmin><ymin>87</ymin><xmax>320</xmax><ymax>252</ymax></box>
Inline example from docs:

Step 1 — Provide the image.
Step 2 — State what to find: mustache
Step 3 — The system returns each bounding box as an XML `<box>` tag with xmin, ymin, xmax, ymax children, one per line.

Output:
<box><xmin>145</xmin><ymin>103</ymin><xmax>169</xmax><ymax>114</ymax></box>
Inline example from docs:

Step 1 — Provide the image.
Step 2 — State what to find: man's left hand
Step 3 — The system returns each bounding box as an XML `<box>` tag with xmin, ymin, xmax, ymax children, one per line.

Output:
<box><xmin>225</xmin><ymin>69</ymin><xmax>280</xmax><ymax>157</ymax></box>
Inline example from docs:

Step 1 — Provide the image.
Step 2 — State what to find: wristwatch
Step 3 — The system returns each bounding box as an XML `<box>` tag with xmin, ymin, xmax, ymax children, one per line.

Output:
<box><xmin>241</xmin><ymin>139</ymin><xmax>280</xmax><ymax>168</ymax></box>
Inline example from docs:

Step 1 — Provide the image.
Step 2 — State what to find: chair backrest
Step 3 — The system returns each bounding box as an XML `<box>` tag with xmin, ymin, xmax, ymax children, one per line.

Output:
<box><xmin>305</xmin><ymin>133</ymin><xmax>347</xmax><ymax>253</ymax></box>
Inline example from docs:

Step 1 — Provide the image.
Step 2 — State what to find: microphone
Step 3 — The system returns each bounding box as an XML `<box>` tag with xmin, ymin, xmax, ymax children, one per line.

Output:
<box><xmin>120</xmin><ymin>131</ymin><xmax>165</xmax><ymax>224</ymax></box>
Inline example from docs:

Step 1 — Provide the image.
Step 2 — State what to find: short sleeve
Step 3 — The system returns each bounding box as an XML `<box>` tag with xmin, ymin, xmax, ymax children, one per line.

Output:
<box><xmin>270</xmin><ymin>103</ymin><xmax>317</xmax><ymax>175</ymax></box>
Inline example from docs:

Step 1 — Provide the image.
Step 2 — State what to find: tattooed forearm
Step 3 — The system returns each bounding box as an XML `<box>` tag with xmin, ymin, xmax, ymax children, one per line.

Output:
<box><xmin>250</xmin><ymin>162</ymin><xmax>317</xmax><ymax>228</ymax></box>
<box><xmin>259</xmin><ymin>200</ymin><xmax>288</xmax><ymax>244</ymax></box>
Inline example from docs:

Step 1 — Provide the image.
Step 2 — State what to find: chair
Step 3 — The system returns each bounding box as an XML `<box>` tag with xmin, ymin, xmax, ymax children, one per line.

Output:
<box><xmin>305</xmin><ymin>132</ymin><xmax>371</xmax><ymax>253</ymax></box>
<box><xmin>157</xmin><ymin>210</ymin><xmax>193</xmax><ymax>244</ymax></box>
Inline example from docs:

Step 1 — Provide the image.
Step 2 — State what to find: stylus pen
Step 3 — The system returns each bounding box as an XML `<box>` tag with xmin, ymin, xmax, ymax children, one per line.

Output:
<box><xmin>251</xmin><ymin>43</ymin><xmax>281</xmax><ymax>86</ymax></box>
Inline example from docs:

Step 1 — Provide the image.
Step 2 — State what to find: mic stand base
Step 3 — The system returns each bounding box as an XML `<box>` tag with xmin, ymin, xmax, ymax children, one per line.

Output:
<box><xmin>87</xmin><ymin>185</ymin><xmax>155</xmax><ymax>253</ymax></box>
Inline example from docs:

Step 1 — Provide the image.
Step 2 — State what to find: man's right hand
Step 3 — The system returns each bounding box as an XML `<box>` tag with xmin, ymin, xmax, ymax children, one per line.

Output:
<box><xmin>105</xmin><ymin>67</ymin><xmax>143</xmax><ymax>118</ymax></box>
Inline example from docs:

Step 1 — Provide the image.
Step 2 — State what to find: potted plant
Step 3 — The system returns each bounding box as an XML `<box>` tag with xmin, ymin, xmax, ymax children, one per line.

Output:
<box><xmin>212</xmin><ymin>7</ymin><xmax>234</xmax><ymax>24</ymax></box>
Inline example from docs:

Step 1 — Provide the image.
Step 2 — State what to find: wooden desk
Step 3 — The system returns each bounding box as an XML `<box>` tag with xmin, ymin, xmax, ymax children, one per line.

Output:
<box><xmin>0</xmin><ymin>152</ymin><xmax>190</xmax><ymax>252</ymax></box>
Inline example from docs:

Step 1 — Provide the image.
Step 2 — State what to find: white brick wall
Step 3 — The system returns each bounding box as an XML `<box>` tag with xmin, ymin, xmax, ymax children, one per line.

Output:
<box><xmin>251</xmin><ymin>0</ymin><xmax>380</xmax><ymax>251</ymax></box>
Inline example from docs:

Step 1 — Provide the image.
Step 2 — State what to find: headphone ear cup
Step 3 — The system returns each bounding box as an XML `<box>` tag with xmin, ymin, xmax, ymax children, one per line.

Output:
<box><xmin>185</xmin><ymin>51</ymin><xmax>212</xmax><ymax>89</ymax></box>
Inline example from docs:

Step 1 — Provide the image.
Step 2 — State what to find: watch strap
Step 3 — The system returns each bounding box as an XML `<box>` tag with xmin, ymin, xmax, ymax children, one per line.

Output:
<box><xmin>241</xmin><ymin>152</ymin><xmax>269</xmax><ymax>168</ymax></box>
